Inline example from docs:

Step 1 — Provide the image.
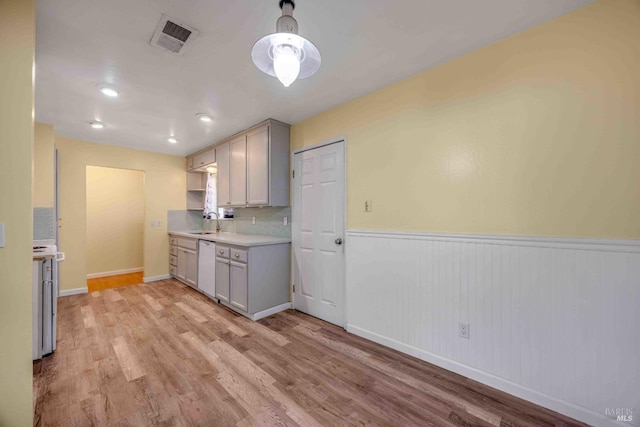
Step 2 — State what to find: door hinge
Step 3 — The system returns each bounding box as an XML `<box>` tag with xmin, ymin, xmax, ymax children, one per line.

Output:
<box><xmin>292</xmin><ymin>170</ymin><xmax>295</xmax><ymax>178</ymax></box>
<box><xmin>292</xmin><ymin>284</ymin><xmax>295</xmax><ymax>292</ymax></box>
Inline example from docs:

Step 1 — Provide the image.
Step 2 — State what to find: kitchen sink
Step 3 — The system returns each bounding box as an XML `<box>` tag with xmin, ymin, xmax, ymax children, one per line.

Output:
<box><xmin>188</xmin><ymin>231</ymin><xmax>215</xmax><ymax>235</ymax></box>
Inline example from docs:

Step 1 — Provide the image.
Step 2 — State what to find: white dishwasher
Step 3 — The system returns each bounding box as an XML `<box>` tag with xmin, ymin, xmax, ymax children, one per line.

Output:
<box><xmin>198</xmin><ymin>240</ymin><xmax>216</xmax><ymax>298</ymax></box>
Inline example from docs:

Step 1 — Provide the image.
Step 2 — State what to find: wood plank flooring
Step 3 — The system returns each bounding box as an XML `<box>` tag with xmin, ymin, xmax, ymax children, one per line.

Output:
<box><xmin>34</xmin><ymin>279</ymin><xmax>588</xmax><ymax>426</ymax></box>
<box><xmin>86</xmin><ymin>272</ymin><xmax>144</xmax><ymax>292</ymax></box>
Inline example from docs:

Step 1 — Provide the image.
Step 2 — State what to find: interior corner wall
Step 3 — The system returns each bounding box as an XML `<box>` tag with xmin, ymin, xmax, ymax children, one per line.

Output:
<box><xmin>34</xmin><ymin>122</ymin><xmax>55</xmax><ymax>208</ymax></box>
<box><xmin>56</xmin><ymin>137</ymin><xmax>186</xmax><ymax>291</ymax></box>
<box><xmin>86</xmin><ymin>166</ymin><xmax>145</xmax><ymax>276</ymax></box>
<box><xmin>291</xmin><ymin>0</ymin><xmax>640</xmax><ymax>241</ymax></box>
<box><xmin>0</xmin><ymin>0</ymin><xmax>35</xmax><ymax>425</ymax></box>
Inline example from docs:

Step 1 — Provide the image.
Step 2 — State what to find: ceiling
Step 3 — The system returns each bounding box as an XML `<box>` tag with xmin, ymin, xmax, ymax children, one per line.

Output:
<box><xmin>35</xmin><ymin>0</ymin><xmax>592</xmax><ymax>156</ymax></box>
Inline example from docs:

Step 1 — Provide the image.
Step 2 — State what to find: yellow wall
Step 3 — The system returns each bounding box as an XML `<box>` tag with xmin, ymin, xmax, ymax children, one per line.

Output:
<box><xmin>0</xmin><ymin>0</ymin><xmax>35</xmax><ymax>425</ymax></box>
<box><xmin>56</xmin><ymin>137</ymin><xmax>185</xmax><ymax>291</ymax></box>
<box><xmin>34</xmin><ymin>122</ymin><xmax>55</xmax><ymax>208</ymax></box>
<box><xmin>291</xmin><ymin>0</ymin><xmax>640</xmax><ymax>240</ymax></box>
<box><xmin>86</xmin><ymin>166</ymin><xmax>145</xmax><ymax>275</ymax></box>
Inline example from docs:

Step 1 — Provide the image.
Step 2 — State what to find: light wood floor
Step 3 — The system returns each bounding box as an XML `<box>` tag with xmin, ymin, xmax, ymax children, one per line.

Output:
<box><xmin>87</xmin><ymin>271</ymin><xmax>143</xmax><ymax>292</ymax></box>
<box><xmin>34</xmin><ymin>279</ymin><xmax>587</xmax><ymax>426</ymax></box>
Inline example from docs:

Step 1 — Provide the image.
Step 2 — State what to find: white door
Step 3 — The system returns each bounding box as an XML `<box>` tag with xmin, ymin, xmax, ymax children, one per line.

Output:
<box><xmin>293</xmin><ymin>141</ymin><xmax>345</xmax><ymax>327</ymax></box>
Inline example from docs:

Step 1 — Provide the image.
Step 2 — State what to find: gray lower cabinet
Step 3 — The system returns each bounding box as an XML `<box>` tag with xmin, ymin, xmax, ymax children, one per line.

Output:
<box><xmin>229</xmin><ymin>260</ymin><xmax>248</xmax><ymax>311</ymax></box>
<box><xmin>215</xmin><ymin>243</ymin><xmax>290</xmax><ymax>320</ymax></box>
<box><xmin>215</xmin><ymin>252</ymin><xmax>230</xmax><ymax>304</ymax></box>
<box><xmin>172</xmin><ymin>237</ymin><xmax>198</xmax><ymax>289</ymax></box>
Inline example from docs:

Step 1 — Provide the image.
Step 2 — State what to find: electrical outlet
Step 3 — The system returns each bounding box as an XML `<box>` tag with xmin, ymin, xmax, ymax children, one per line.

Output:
<box><xmin>283</xmin><ymin>216</ymin><xmax>288</xmax><ymax>226</ymax></box>
<box><xmin>365</xmin><ymin>200</ymin><xmax>373</xmax><ymax>212</ymax></box>
<box><xmin>0</xmin><ymin>223</ymin><xmax>4</xmax><ymax>247</ymax></box>
<box><xmin>458</xmin><ymin>322</ymin><xmax>470</xmax><ymax>339</ymax></box>
<box><xmin>156</xmin><ymin>220</ymin><xmax>162</xmax><ymax>227</ymax></box>
<box><xmin>251</xmin><ymin>216</ymin><xmax>256</xmax><ymax>225</ymax></box>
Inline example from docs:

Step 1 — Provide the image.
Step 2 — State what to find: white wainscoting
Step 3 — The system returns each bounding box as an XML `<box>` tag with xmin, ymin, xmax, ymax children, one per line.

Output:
<box><xmin>345</xmin><ymin>230</ymin><xmax>639</xmax><ymax>427</ymax></box>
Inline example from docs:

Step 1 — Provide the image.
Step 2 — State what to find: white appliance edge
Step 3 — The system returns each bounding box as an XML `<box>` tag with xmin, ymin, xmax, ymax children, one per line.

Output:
<box><xmin>345</xmin><ymin>229</ymin><xmax>639</xmax><ymax>427</ymax></box>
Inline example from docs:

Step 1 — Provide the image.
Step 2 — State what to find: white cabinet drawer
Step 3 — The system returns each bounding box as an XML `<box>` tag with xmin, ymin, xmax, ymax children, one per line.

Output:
<box><xmin>169</xmin><ymin>246</ymin><xmax>178</xmax><ymax>256</ymax></box>
<box><xmin>216</xmin><ymin>246</ymin><xmax>230</xmax><ymax>259</ymax></box>
<box><xmin>230</xmin><ymin>248</ymin><xmax>248</xmax><ymax>263</ymax></box>
<box><xmin>178</xmin><ymin>238</ymin><xmax>198</xmax><ymax>251</ymax></box>
<box><xmin>169</xmin><ymin>255</ymin><xmax>177</xmax><ymax>266</ymax></box>
<box><xmin>169</xmin><ymin>237</ymin><xmax>178</xmax><ymax>246</ymax></box>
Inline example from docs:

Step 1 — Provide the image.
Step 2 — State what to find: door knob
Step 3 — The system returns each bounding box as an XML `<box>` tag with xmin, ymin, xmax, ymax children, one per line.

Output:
<box><xmin>335</xmin><ymin>238</ymin><xmax>343</xmax><ymax>245</ymax></box>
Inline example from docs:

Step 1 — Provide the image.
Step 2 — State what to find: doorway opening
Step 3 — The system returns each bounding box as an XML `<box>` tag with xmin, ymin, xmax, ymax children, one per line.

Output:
<box><xmin>85</xmin><ymin>166</ymin><xmax>145</xmax><ymax>292</ymax></box>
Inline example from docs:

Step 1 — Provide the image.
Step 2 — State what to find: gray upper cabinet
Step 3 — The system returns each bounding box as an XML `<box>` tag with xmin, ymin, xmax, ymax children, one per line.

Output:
<box><xmin>186</xmin><ymin>156</ymin><xmax>195</xmax><ymax>170</ymax></box>
<box><xmin>229</xmin><ymin>134</ymin><xmax>247</xmax><ymax>206</ymax></box>
<box><xmin>216</xmin><ymin>141</ymin><xmax>230</xmax><ymax>206</ymax></box>
<box><xmin>187</xmin><ymin>147</ymin><xmax>216</xmax><ymax>172</ymax></box>
<box><xmin>212</xmin><ymin>119</ymin><xmax>290</xmax><ymax>208</ymax></box>
<box><xmin>247</xmin><ymin>125</ymin><xmax>269</xmax><ymax>206</ymax></box>
<box><xmin>195</xmin><ymin>148</ymin><xmax>216</xmax><ymax>168</ymax></box>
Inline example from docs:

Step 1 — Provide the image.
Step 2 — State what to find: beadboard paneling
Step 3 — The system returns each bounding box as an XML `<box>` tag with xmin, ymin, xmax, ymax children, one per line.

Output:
<box><xmin>345</xmin><ymin>230</ymin><xmax>640</xmax><ymax>427</ymax></box>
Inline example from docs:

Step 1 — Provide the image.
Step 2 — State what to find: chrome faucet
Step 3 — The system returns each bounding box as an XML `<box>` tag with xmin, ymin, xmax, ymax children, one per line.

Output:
<box><xmin>210</xmin><ymin>212</ymin><xmax>222</xmax><ymax>233</ymax></box>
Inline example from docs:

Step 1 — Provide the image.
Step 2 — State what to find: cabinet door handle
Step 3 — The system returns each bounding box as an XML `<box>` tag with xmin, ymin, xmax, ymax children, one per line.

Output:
<box><xmin>219</xmin><ymin>250</ymin><xmax>224</xmax><ymax>255</ymax></box>
<box><xmin>335</xmin><ymin>238</ymin><xmax>343</xmax><ymax>245</ymax></box>
<box><xmin>234</xmin><ymin>253</ymin><xmax>240</xmax><ymax>258</ymax></box>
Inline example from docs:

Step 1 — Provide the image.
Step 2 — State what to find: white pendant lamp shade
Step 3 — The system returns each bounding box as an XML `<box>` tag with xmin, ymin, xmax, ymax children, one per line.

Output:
<box><xmin>251</xmin><ymin>1</ymin><xmax>321</xmax><ymax>87</ymax></box>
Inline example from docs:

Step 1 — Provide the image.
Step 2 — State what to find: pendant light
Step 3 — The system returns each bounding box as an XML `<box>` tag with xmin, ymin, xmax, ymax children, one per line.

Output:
<box><xmin>251</xmin><ymin>0</ymin><xmax>321</xmax><ymax>87</ymax></box>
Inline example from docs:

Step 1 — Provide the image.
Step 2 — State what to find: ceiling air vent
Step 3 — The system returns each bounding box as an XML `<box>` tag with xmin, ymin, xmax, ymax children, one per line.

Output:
<box><xmin>150</xmin><ymin>15</ymin><xmax>199</xmax><ymax>55</ymax></box>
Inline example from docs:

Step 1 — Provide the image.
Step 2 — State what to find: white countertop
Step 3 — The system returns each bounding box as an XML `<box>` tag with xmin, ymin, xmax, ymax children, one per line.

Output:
<box><xmin>169</xmin><ymin>231</ymin><xmax>291</xmax><ymax>247</ymax></box>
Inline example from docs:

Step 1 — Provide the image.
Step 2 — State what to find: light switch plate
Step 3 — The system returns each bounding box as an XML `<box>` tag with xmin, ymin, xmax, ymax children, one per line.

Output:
<box><xmin>0</xmin><ymin>223</ymin><xmax>4</xmax><ymax>247</ymax></box>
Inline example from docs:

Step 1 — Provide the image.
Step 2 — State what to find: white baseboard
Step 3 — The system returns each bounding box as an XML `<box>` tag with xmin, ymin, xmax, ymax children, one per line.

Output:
<box><xmin>217</xmin><ymin>300</ymin><xmax>292</xmax><ymax>321</ymax></box>
<box><xmin>251</xmin><ymin>302</ymin><xmax>292</xmax><ymax>321</ymax></box>
<box><xmin>143</xmin><ymin>274</ymin><xmax>172</xmax><ymax>283</ymax></box>
<box><xmin>59</xmin><ymin>287</ymin><xmax>88</xmax><ymax>297</ymax></box>
<box><xmin>87</xmin><ymin>267</ymin><xmax>143</xmax><ymax>279</ymax></box>
<box><xmin>348</xmin><ymin>322</ymin><xmax>618</xmax><ymax>427</ymax></box>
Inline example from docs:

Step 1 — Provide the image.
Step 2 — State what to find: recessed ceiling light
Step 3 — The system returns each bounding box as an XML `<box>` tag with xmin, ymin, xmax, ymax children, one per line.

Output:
<box><xmin>90</xmin><ymin>121</ymin><xmax>104</xmax><ymax>129</ymax></box>
<box><xmin>197</xmin><ymin>113</ymin><xmax>213</xmax><ymax>123</ymax></box>
<box><xmin>98</xmin><ymin>86</ymin><xmax>119</xmax><ymax>97</ymax></box>
<box><xmin>168</xmin><ymin>137</ymin><xmax>178</xmax><ymax>144</ymax></box>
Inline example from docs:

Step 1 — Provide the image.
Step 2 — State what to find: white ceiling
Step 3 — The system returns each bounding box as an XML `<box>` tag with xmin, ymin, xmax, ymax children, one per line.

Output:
<box><xmin>35</xmin><ymin>0</ymin><xmax>592</xmax><ymax>156</ymax></box>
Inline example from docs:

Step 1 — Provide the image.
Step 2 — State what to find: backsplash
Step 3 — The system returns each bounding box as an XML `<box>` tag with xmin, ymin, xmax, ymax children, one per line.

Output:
<box><xmin>205</xmin><ymin>207</ymin><xmax>291</xmax><ymax>238</ymax></box>
<box><xmin>34</xmin><ymin>207</ymin><xmax>56</xmax><ymax>240</ymax></box>
<box><xmin>167</xmin><ymin>210</ymin><xmax>204</xmax><ymax>231</ymax></box>
<box><xmin>169</xmin><ymin>207</ymin><xmax>291</xmax><ymax>238</ymax></box>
